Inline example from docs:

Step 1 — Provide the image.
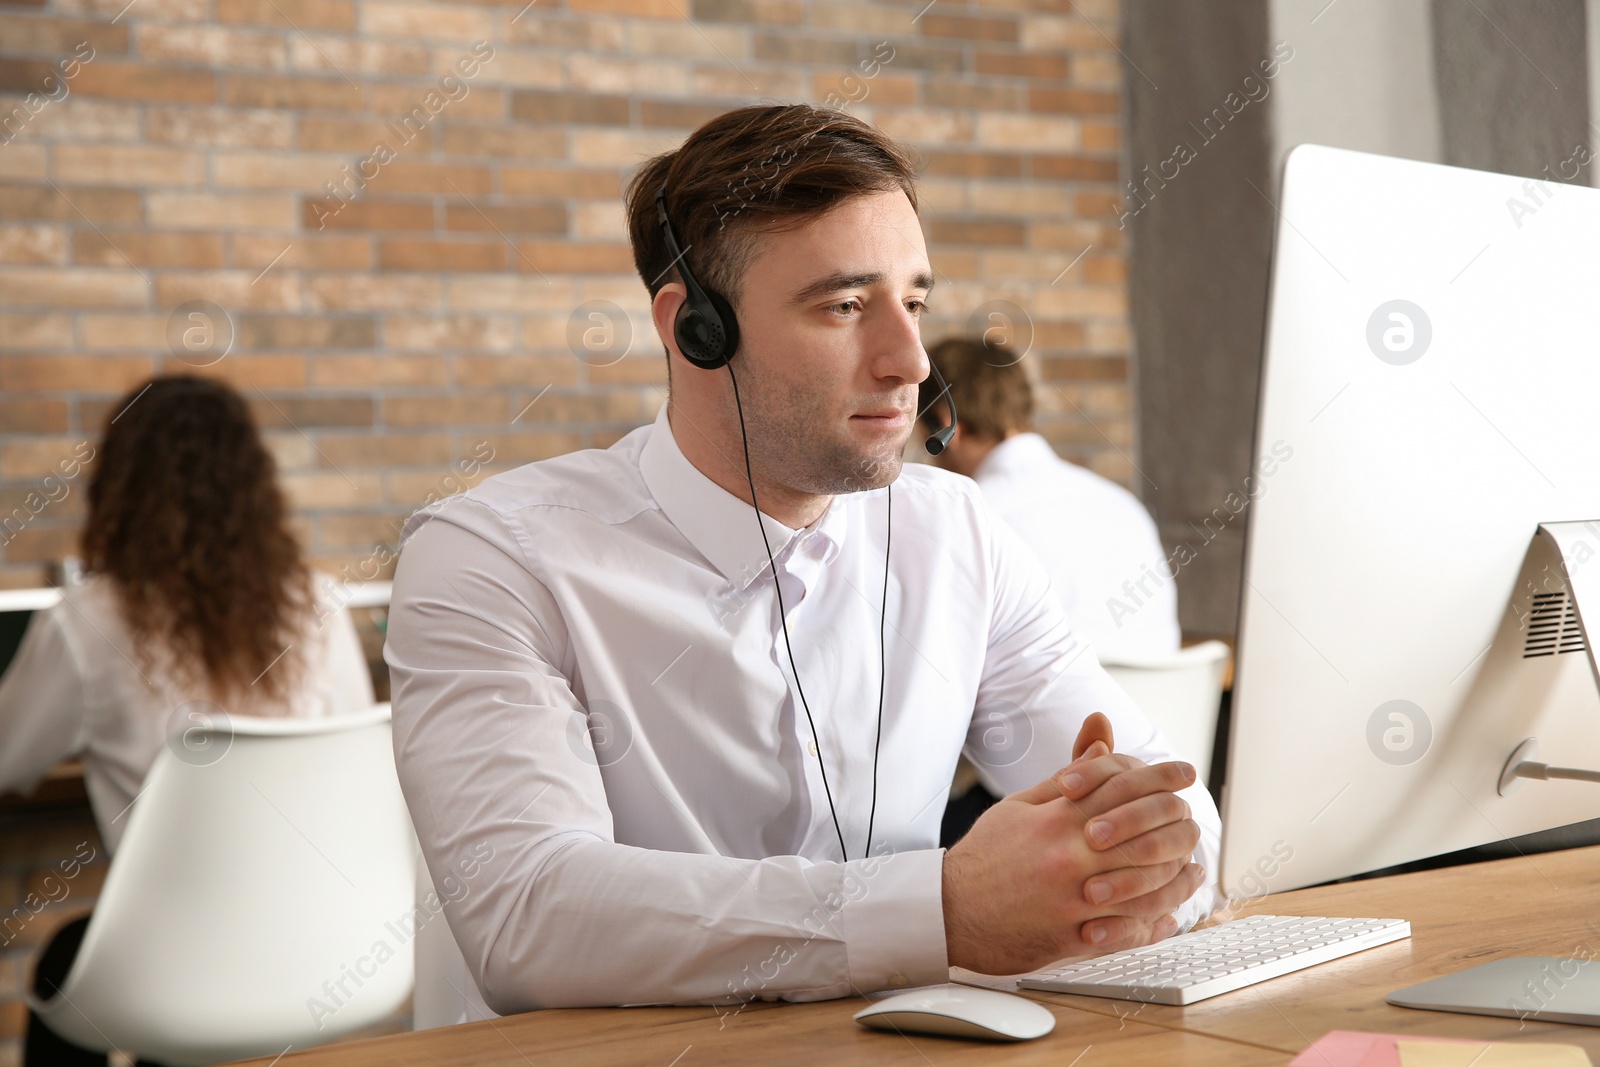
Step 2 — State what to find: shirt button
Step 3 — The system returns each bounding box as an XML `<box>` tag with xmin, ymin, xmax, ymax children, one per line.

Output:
<box><xmin>888</xmin><ymin>973</ymin><xmax>909</xmax><ymax>988</ymax></box>
<box><xmin>806</xmin><ymin>739</ymin><xmax>818</xmax><ymax>757</ymax></box>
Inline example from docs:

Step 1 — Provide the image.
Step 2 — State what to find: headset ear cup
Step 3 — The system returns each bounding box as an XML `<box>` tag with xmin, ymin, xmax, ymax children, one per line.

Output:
<box><xmin>673</xmin><ymin>287</ymin><xmax>740</xmax><ymax>370</ymax></box>
<box><xmin>704</xmin><ymin>288</ymin><xmax>740</xmax><ymax>364</ymax></box>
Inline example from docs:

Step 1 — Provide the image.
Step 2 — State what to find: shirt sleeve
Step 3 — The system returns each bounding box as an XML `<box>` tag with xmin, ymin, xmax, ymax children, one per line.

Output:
<box><xmin>963</xmin><ymin>506</ymin><xmax>1225</xmax><ymax>931</ymax></box>
<box><xmin>385</xmin><ymin>501</ymin><xmax>949</xmax><ymax>1014</ymax></box>
<box><xmin>0</xmin><ymin>605</ymin><xmax>90</xmax><ymax>798</ymax></box>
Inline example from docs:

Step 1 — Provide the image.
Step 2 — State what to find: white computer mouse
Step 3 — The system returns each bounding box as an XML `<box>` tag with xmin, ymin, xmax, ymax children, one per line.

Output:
<box><xmin>853</xmin><ymin>984</ymin><xmax>1057</xmax><ymax>1041</ymax></box>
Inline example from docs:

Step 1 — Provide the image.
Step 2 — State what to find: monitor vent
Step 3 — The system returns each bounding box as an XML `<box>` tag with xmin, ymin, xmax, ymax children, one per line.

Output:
<box><xmin>1522</xmin><ymin>591</ymin><xmax>1587</xmax><ymax>658</ymax></box>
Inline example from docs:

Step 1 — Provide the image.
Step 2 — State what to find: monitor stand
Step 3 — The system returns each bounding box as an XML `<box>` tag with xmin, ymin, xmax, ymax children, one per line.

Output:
<box><xmin>1389</xmin><ymin>957</ymin><xmax>1600</xmax><ymax>1026</ymax></box>
<box><xmin>1497</xmin><ymin>521</ymin><xmax>1600</xmax><ymax>796</ymax></box>
<box><xmin>1390</xmin><ymin>522</ymin><xmax>1600</xmax><ymax>1023</ymax></box>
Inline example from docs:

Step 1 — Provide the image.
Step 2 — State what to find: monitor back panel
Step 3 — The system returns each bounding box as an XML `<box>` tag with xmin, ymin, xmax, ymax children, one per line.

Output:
<box><xmin>1222</xmin><ymin>144</ymin><xmax>1600</xmax><ymax>896</ymax></box>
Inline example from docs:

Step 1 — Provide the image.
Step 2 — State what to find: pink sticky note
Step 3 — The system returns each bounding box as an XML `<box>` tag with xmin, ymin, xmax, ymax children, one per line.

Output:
<box><xmin>1290</xmin><ymin>1030</ymin><xmax>1395</xmax><ymax>1067</ymax></box>
<box><xmin>1292</xmin><ymin>1031</ymin><xmax>1482</xmax><ymax>1067</ymax></box>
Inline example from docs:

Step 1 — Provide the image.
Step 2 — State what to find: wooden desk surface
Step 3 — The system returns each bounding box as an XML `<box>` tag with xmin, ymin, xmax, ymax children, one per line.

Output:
<box><xmin>232</xmin><ymin>995</ymin><xmax>1284</xmax><ymax>1066</ymax></box>
<box><xmin>0</xmin><ymin>758</ymin><xmax>87</xmax><ymax>812</ymax></box>
<box><xmin>1024</xmin><ymin>842</ymin><xmax>1600</xmax><ymax>1058</ymax></box>
<box><xmin>232</xmin><ymin>844</ymin><xmax>1600</xmax><ymax>1066</ymax></box>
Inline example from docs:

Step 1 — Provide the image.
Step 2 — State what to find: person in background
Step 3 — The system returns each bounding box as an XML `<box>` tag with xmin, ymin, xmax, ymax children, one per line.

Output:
<box><xmin>0</xmin><ymin>374</ymin><xmax>373</xmax><ymax>1067</ymax></box>
<box><xmin>917</xmin><ymin>337</ymin><xmax>1182</xmax><ymax>664</ymax></box>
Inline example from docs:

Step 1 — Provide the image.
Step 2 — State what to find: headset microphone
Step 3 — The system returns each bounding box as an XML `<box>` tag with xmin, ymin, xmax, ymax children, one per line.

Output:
<box><xmin>922</xmin><ymin>358</ymin><xmax>958</xmax><ymax>456</ymax></box>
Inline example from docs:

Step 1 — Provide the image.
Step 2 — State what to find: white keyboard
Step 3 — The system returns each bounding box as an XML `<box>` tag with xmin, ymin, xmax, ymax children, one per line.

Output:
<box><xmin>1018</xmin><ymin>915</ymin><xmax>1411</xmax><ymax>1006</ymax></box>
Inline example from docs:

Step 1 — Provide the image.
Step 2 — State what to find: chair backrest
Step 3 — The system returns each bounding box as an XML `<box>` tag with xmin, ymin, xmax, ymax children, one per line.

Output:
<box><xmin>1100</xmin><ymin>641</ymin><xmax>1231</xmax><ymax>784</ymax></box>
<box><xmin>33</xmin><ymin>704</ymin><xmax>417</xmax><ymax>1065</ymax></box>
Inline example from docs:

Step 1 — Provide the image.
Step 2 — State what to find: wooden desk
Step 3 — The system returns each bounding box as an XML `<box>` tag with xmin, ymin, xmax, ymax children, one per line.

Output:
<box><xmin>0</xmin><ymin>758</ymin><xmax>86</xmax><ymax>812</ymax></box>
<box><xmin>232</xmin><ymin>994</ymin><xmax>1283</xmax><ymax>1066</ymax></box>
<box><xmin>233</xmin><ymin>845</ymin><xmax>1600</xmax><ymax>1066</ymax></box>
<box><xmin>1023</xmin><ymin>843</ymin><xmax>1600</xmax><ymax>1059</ymax></box>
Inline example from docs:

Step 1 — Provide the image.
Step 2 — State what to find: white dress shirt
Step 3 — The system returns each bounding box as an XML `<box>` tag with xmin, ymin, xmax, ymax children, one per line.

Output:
<box><xmin>0</xmin><ymin>573</ymin><xmax>374</xmax><ymax>853</ymax></box>
<box><xmin>385</xmin><ymin>402</ymin><xmax>1222</xmax><ymax>1016</ymax></box>
<box><xmin>974</xmin><ymin>434</ymin><xmax>1182</xmax><ymax>662</ymax></box>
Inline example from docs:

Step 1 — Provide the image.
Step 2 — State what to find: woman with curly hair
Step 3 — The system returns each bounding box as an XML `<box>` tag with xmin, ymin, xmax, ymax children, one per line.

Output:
<box><xmin>0</xmin><ymin>374</ymin><xmax>374</xmax><ymax>1066</ymax></box>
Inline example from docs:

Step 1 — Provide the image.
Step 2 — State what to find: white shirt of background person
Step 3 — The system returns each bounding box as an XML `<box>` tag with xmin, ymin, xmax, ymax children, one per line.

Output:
<box><xmin>0</xmin><ymin>572</ymin><xmax>373</xmax><ymax>853</ymax></box>
<box><xmin>974</xmin><ymin>433</ymin><xmax>1181</xmax><ymax>663</ymax></box>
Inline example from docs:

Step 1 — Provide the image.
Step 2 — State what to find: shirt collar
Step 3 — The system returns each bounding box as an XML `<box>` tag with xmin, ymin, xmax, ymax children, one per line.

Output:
<box><xmin>973</xmin><ymin>432</ymin><xmax>1058</xmax><ymax>483</ymax></box>
<box><xmin>638</xmin><ymin>402</ymin><xmax>847</xmax><ymax>592</ymax></box>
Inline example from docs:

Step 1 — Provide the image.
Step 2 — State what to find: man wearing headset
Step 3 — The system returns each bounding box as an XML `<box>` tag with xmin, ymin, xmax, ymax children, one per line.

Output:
<box><xmin>386</xmin><ymin>104</ymin><xmax>1222</xmax><ymax>1017</ymax></box>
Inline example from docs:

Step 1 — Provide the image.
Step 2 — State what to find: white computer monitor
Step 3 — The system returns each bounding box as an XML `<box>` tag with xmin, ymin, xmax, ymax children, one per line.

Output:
<box><xmin>1219</xmin><ymin>144</ymin><xmax>1600</xmax><ymax>898</ymax></box>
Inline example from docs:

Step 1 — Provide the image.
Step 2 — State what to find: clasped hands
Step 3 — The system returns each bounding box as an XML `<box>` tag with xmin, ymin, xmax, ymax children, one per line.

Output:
<box><xmin>942</xmin><ymin>712</ymin><xmax>1206</xmax><ymax>975</ymax></box>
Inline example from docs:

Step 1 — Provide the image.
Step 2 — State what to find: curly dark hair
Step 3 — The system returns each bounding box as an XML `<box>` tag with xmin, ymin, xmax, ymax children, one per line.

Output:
<box><xmin>81</xmin><ymin>375</ymin><xmax>313</xmax><ymax>708</ymax></box>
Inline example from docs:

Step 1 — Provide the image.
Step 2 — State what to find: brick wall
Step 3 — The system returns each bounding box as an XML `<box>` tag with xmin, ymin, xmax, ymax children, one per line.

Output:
<box><xmin>0</xmin><ymin>0</ymin><xmax>1133</xmax><ymax>594</ymax></box>
<box><xmin>0</xmin><ymin>0</ymin><xmax>1131</xmax><ymax>1058</ymax></box>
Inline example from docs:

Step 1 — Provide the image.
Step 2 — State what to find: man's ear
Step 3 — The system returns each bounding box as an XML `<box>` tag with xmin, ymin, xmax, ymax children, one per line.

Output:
<box><xmin>651</xmin><ymin>282</ymin><xmax>689</xmax><ymax>365</ymax></box>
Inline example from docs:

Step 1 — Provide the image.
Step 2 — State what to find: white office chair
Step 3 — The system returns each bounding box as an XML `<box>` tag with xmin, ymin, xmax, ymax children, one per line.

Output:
<box><xmin>29</xmin><ymin>703</ymin><xmax>417</xmax><ymax>1065</ymax></box>
<box><xmin>1100</xmin><ymin>641</ymin><xmax>1231</xmax><ymax>784</ymax></box>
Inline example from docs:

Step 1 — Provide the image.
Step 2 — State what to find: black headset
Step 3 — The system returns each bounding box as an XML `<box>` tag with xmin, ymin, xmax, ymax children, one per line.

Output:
<box><xmin>654</xmin><ymin>185</ymin><xmax>741</xmax><ymax>372</ymax></box>
<box><xmin>654</xmin><ymin>185</ymin><xmax>959</xmax><ymax>453</ymax></box>
<box><xmin>655</xmin><ymin>183</ymin><xmax>958</xmax><ymax>861</ymax></box>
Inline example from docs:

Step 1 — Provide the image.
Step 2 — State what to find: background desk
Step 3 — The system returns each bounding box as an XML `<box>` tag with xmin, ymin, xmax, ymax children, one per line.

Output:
<box><xmin>231</xmin><ymin>845</ymin><xmax>1600</xmax><ymax>1066</ymax></box>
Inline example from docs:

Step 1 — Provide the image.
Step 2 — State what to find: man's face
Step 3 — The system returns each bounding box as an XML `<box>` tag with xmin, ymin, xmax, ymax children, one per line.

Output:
<box><xmin>722</xmin><ymin>189</ymin><xmax>932</xmax><ymax>498</ymax></box>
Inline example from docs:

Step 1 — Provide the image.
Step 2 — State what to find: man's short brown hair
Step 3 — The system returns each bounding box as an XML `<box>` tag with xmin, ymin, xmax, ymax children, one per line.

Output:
<box><xmin>624</xmin><ymin>104</ymin><xmax>920</xmax><ymax>307</ymax></box>
<box><xmin>919</xmin><ymin>337</ymin><xmax>1035</xmax><ymax>442</ymax></box>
